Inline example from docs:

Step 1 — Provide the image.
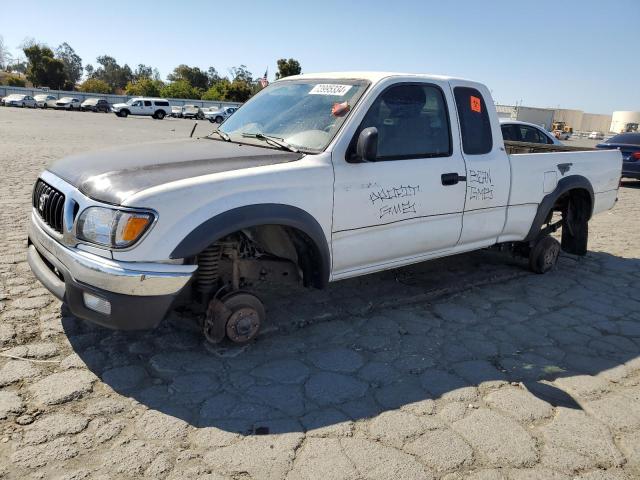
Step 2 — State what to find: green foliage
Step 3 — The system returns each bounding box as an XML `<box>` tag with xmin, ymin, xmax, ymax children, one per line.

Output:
<box><xmin>125</xmin><ymin>77</ymin><xmax>164</xmax><ymax>97</ymax></box>
<box><xmin>201</xmin><ymin>78</ymin><xmax>230</xmax><ymax>100</ymax></box>
<box><xmin>168</xmin><ymin>64</ymin><xmax>209</xmax><ymax>91</ymax></box>
<box><xmin>4</xmin><ymin>74</ymin><xmax>26</xmax><ymax>87</ymax></box>
<box><xmin>160</xmin><ymin>79</ymin><xmax>201</xmax><ymax>99</ymax></box>
<box><xmin>229</xmin><ymin>65</ymin><xmax>253</xmax><ymax>83</ymax></box>
<box><xmin>89</xmin><ymin>55</ymin><xmax>132</xmax><ymax>91</ymax></box>
<box><xmin>55</xmin><ymin>42</ymin><xmax>82</xmax><ymax>89</ymax></box>
<box><xmin>79</xmin><ymin>78</ymin><xmax>112</xmax><ymax>94</ymax></box>
<box><xmin>133</xmin><ymin>64</ymin><xmax>160</xmax><ymax>82</ymax></box>
<box><xmin>225</xmin><ymin>79</ymin><xmax>253</xmax><ymax>102</ymax></box>
<box><xmin>23</xmin><ymin>44</ymin><xmax>67</xmax><ymax>89</ymax></box>
<box><xmin>275</xmin><ymin>58</ymin><xmax>301</xmax><ymax>79</ymax></box>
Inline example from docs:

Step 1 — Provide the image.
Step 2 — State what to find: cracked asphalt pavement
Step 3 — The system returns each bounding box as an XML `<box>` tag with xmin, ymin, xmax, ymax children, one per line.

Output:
<box><xmin>1</xmin><ymin>108</ymin><xmax>640</xmax><ymax>479</ymax></box>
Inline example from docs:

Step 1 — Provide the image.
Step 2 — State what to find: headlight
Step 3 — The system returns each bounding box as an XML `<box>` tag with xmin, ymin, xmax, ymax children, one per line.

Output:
<box><xmin>76</xmin><ymin>207</ymin><xmax>154</xmax><ymax>248</ymax></box>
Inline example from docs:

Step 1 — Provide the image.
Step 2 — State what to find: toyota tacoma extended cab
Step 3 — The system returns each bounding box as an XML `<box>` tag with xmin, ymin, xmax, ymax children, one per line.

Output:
<box><xmin>27</xmin><ymin>72</ymin><xmax>623</xmax><ymax>344</ymax></box>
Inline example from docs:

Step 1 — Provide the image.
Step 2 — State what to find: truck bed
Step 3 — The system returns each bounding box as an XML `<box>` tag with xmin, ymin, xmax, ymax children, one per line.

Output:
<box><xmin>498</xmin><ymin>143</ymin><xmax>622</xmax><ymax>243</ymax></box>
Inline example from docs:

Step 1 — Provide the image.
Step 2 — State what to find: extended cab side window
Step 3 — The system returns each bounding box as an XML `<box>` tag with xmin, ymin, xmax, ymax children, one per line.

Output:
<box><xmin>144</xmin><ymin>101</ymin><xmax>152</xmax><ymax>107</ymax></box>
<box><xmin>454</xmin><ymin>87</ymin><xmax>492</xmax><ymax>155</ymax></box>
<box><xmin>353</xmin><ymin>83</ymin><xmax>451</xmax><ymax>161</ymax></box>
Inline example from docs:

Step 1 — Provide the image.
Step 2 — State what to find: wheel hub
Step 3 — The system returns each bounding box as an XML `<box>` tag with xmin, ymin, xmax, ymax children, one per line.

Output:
<box><xmin>226</xmin><ymin>307</ymin><xmax>260</xmax><ymax>343</ymax></box>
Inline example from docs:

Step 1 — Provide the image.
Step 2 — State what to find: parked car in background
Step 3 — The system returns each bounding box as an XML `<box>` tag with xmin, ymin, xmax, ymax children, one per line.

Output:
<box><xmin>205</xmin><ymin>106</ymin><xmax>239</xmax><ymax>123</ymax></box>
<box><xmin>181</xmin><ymin>104</ymin><xmax>205</xmax><ymax>120</ymax></box>
<box><xmin>111</xmin><ymin>97</ymin><xmax>171</xmax><ymax>119</ymax></box>
<box><xmin>588</xmin><ymin>131</ymin><xmax>605</xmax><ymax>140</ymax></box>
<box><xmin>2</xmin><ymin>94</ymin><xmax>37</xmax><ymax>108</ymax></box>
<box><xmin>500</xmin><ymin>119</ymin><xmax>562</xmax><ymax>145</ymax></box>
<box><xmin>596</xmin><ymin>132</ymin><xmax>640</xmax><ymax>180</ymax></box>
<box><xmin>170</xmin><ymin>105</ymin><xmax>183</xmax><ymax>118</ymax></box>
<box><xmin>81</xmin><ymin>98</ymin><xmax>111</xmax><ymax>112</ymax></box>
<box><xmin>48</xmin><ymin>97</ymin><xmax>81</xmax><ymax>110</ymax></box>
<box><xmin>34</xmin><ymin>94</ymin><xmax>57</xmax><ymax>108</ymax></box>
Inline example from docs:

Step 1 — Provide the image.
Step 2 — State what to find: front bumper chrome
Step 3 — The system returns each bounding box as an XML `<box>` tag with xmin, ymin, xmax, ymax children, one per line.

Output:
<box><xmin>28</xmin><ymin>212</ymin><xmax>196</xmax><ymax>297</ymax></box>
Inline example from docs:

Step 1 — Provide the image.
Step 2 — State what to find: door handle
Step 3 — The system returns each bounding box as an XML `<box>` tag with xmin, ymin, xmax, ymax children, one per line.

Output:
<box><xmin>441</xmin><ymin>173</ymin><xmax>466</xmax><ymax>186</ymax></box>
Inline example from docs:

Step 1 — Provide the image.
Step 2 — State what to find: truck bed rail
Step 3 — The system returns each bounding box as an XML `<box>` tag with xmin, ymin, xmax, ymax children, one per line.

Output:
<box><xmin>504</xmin><ymin>140</ymin><xmax>595</xmax><ymax>155</ymax></box>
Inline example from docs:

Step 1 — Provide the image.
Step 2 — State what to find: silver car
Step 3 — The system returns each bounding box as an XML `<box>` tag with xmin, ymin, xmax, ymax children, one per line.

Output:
<box><xmin>47</xmin><ymin>97</ymin><xmax>81</xmax><ymax>110</ymax></box>
<box><xmin>2</xmin><ymin>94</ymin><xmax>37</xmax><ymax>108</ymax></box>
<box><xmin>205</xmin><ymin>106</ymin><xmax>239</xmax><ymax>124</ymax></box>
<box><xmin>34</xmin><ymin>94</ymin><xmax>57</xmax><ymax>108</ymax></box>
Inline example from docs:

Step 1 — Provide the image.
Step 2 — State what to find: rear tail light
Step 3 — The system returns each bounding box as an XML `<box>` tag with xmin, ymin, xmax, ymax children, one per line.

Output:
<box><xmin>632</xmin><ymin>152</ymin><xmax>640</xmax><ymax>160</ymax></box>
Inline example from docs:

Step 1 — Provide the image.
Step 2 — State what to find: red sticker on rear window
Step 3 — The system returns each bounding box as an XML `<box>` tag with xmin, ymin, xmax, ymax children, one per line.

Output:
<box><xmin>470</xmin><ymin>96</ymin><xmax>481</xmax><ymax>113</ymax></box>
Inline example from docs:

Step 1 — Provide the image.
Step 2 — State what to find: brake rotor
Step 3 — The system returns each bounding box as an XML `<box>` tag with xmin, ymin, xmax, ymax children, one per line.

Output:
<box><xmin>203</xmin><ymin>298</ymin><xmax>230</xmax><ymax>344</ymax></box>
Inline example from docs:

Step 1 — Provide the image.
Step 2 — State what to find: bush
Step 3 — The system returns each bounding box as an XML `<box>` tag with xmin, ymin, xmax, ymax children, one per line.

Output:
<box><xmin>125</xmin><ymin>78</ymin><xmax>164</xmax><ymax>97</ymax></box>
<box><xmin>5</xmin><ymin>75</ymin><xmax>26</xmax><ymax>87</ymax></box>
<box><xmin>79</xmin><ymin>78</ymin><xmax>112</xmax><ymax>94</ymax></box>
<box><xmin>160</xmin><ymin>80</ymin><xmax>201</xmax><ymax>99</ymax></box>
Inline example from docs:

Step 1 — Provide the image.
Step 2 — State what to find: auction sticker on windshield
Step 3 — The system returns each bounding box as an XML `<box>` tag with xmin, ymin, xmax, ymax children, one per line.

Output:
<box><xmin>309</xmin><ymin>84</ymin><xmax>353</xmax><ymax>96</ymax></box>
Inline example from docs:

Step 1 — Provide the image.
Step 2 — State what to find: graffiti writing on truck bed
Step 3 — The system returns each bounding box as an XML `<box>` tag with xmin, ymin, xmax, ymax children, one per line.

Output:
<box><xmin>467</xmin><ymin>169</ymin><xmax>494</xmax><ymax>201</ymax></box>
<box><xmin>368</xmin><ymin>184</ymin><xmax>420</xmax><ymax>219</ymax></box>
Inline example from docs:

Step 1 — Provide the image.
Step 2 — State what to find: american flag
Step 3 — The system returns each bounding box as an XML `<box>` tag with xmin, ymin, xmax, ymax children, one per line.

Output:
<box><xmin>259</xmin><ymin>69</ymin><xmax>269</xmax><ymax>88</ymax></box>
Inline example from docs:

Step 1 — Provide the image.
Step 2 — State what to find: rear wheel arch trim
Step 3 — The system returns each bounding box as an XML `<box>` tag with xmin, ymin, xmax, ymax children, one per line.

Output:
<box><xmin>524</xmin><ymin>175</ymin><xmax>594</xmax><ymax>243</ymax></box>
<box><xmin>169</xmin><ymin>204</ymin><xmax>331</xmax><ymax>288</ymax></box>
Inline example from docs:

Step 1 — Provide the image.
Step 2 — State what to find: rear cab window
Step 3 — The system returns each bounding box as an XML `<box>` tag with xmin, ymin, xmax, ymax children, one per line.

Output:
<box><xmin>454</xmin><ymin>87</ymin><xmax>492</xmax><ymax>155</ymax></box>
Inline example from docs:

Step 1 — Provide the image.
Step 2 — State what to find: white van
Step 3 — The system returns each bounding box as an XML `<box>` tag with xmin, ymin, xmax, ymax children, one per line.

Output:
<box><xmin>111</xmin><ymin>97</ymin><xmax>171</xmax><ymax>119</ymax></box>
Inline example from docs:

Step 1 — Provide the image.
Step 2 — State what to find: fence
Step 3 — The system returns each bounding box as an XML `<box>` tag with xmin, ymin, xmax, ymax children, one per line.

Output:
<box><xmin>0</xmin><ymin>85</ymin><xmax>243</xmax><ymax>109</ymax></box>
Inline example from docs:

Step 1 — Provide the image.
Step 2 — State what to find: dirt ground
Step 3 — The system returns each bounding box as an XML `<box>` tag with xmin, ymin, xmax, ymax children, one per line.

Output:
<box><xmin>1</xmin><ymin>107</ymin><xmax>639</xmax><ymax>480</ymax></box>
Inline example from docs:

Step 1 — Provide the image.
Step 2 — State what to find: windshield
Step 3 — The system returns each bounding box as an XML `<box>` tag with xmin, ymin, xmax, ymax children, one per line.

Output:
<box><xmin>60</xmin><ymin>97</ymin><xmax>74</xmax><ymax>102</ymax></box>
<box><xmin>126</xmin><ymin>99</ymin><xmax>139</xmax><ymax>105</ymax></box>
<box><xmin>219</xmin><ymin>79</ymin><xmax>369</xmax><ymax>152</ymax></box>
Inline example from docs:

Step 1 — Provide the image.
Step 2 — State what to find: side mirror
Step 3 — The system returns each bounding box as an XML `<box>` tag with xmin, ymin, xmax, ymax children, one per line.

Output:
<box><xmin>356</xmin><ymin>127</ymin><xmax>378</xmax><ymax>162</ymax></box>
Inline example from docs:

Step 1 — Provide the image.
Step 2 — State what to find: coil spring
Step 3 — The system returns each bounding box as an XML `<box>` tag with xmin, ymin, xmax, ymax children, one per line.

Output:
<box><xmin>196</xmin><ymin>244</ymin><xmax>223</xmax><ymax>294</ymax></box>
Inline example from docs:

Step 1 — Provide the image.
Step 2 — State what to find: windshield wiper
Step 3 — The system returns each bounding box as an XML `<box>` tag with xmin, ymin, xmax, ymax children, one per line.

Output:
<box><xmin>208</xmin><ymin>129</ymin><xmax>230</xmax><ymax>141</ymax></box>
<box><xmin>241</xmin><ymin>132</ymin><xmax>299</xmax><ymax>153</ymax></box>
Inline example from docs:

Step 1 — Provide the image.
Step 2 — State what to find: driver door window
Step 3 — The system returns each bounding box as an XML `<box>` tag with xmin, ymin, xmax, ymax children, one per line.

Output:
<box><xmin>351</xmin><ymin>84</ymin><xmax>451</xmax><ymax>160</ymax></box>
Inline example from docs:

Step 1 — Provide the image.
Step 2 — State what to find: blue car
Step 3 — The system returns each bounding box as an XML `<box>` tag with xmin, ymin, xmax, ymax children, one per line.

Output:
<box><xmin>596</xmin><ymin>132</ymin><xmax>640</xmax><ymax>180</ymax></box>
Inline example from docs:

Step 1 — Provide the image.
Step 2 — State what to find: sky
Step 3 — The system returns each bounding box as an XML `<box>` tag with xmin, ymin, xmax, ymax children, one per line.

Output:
<box><xmin>1</xmin><ymin>0</ymin><xmax>638</xmax><ymax>114</ymax></box>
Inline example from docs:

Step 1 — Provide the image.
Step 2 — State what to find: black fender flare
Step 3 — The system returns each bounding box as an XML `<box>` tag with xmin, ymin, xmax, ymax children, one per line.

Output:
<box><xmin>170</xmin><ymin>204</ymin><xmax>331</xmax><ymax>288</ymax></box>
<box><xmin>523</xmin><ymin>175</ymin><xmax>594</xmax><ymax>243</ymax></box>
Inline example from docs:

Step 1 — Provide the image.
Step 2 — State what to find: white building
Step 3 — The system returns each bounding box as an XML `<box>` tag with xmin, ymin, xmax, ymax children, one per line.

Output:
<box><xmin>610</xmin><ymin>111</ymin><xmax>640</xmax><ymax>133</ymax></box>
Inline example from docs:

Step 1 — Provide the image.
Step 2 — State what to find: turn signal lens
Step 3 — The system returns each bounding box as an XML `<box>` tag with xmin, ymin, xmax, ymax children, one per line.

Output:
<box><xmin>114</xmin><ymin>212</ymin><xmax>153</xmax><ymax>247</ymax></box>
<box><xmin>121</xmin><ymin>216</ymin><xmax>151</xmax><ymax>242</ymax></box>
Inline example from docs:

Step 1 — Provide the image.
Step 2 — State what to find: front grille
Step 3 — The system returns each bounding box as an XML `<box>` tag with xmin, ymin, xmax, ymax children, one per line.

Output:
<box><xmin>32</xmin><ymin>179</ymin><xmax>65</xmax><ymax>233</ymax></box>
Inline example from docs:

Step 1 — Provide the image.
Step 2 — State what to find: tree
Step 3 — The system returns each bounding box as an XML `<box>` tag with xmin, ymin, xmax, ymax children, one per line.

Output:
<box><xmin>225</xmin><ymin>79</ymin><xmax>253</xmax><ymax>102</ymax></box>
<box><xmin>55</xmin><ymin>42</ymin><xmax>82</xmax><ymax>89</ymax></box>
<box><xmin>275</xmin><ymin>58</ymin><xmax>301</xmax><ymax>79</ymax></box>
<box><xmin>133</xmin><ymin>64</ymin><xmax>160</xmax><ymax>82</ymax></box>
<box><xmin>90</xmin><ymin>55</ymin><xmax>132</xmax><ymax>90</ymax></box>
<box><xmin>6</xmin><ymin>59</ymin><xmax>27</xmax><ymax>74</ymax></box>
<box><xmin>207</xmin><ymin>67</ymin><xmax>222</xmax><ymax>86</ymax></box>
<box><xmin>0</xmin><ymin>35</ymin><xmax>11</xmax><ymax>69</ymax></box>
<box><xmin>84</xmin><ymin>64</ymin><xmax>94</xmax><ymax>77</ymax></box>
<box><xmin>125</xmin><ymin>77</ymin><xmax>164</xmax><ymax>97</ymax></box>
<box><xmin>79</xmin><ymin>78</ymin><xmax>112</xmax><ymax>94</ymax></box>
<box><xmin>229</xmin><ymin>65</ymin><xmax>253</xmax><ymax>84</ymax></box>
<box><xmin>160</xmin><ymin>79</ymin><xmax>200</xmax><ymax>99</ymax></box>
<box><xmin>167</xmin><ymin>64</ymin><xmax>209</xmax><ymax>91</ymax></box>
<box><xmin>201</xmin><ymin>78</ymin><xmax>230</xmax><ymax>101</ymax></box>
<box><xmin>23</xmin><ymin>44</ymin><xmax>67</xmax><ymax>89</ymax></box>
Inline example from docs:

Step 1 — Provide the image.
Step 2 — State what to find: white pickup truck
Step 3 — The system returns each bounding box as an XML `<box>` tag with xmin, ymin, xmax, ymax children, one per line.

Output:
<box><xmin>27</xmin><ymin>72</ymin><xmax>622</xmax><ymax>344</ymax></box>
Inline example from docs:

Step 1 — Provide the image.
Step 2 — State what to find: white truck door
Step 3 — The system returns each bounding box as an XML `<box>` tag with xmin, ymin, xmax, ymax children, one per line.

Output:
<box><xmin>143</xmin><ymin>100</ymin><xmax>153</xmax><ymax>115</ymax></box>
<box><xmin>448</xmin><ymin>82</ymin><xmax>511</xmax><ymax>247</ymax></box>
<box><xmin>331</xmin><ymin>81</ymin><xmax>467</xmax><ymax>277</ymax></box>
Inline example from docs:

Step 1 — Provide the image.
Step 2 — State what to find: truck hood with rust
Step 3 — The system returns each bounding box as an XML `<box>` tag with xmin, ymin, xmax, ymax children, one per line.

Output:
<box><xmin>47</xmin><ymin>138</ymin><xmax>303</xmax><ymax>205</ymax></box>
